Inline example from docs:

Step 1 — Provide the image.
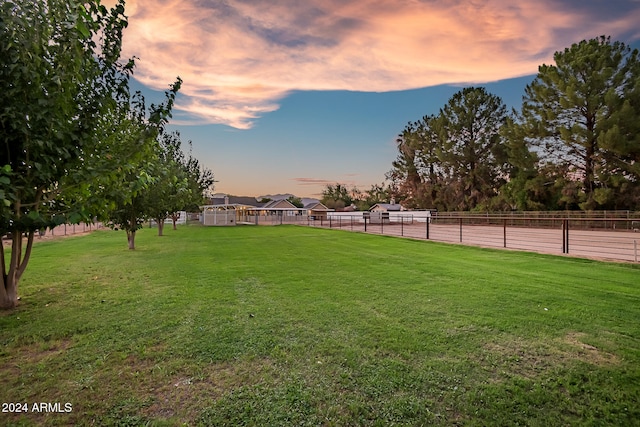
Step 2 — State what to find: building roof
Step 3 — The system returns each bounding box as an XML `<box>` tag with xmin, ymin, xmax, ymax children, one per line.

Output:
<box><xmin>206</xmin><ymin>195</ymin><xmax>331</xmax><ymax>212</ymax></box>
<box><xmin>210</xmin><ymin>196</ymin><xmax>262</xmax><ymax>207</ymax></box>
<box><xmin>261</xmin><ymin>199</ymin><xmax>297</xmax><ymax>209</ymax></box>
<box><xmin>304</xmin><ymin>201</ymin><xmax>330</xmax><ymax>211</ymax></box>
<box><xmin>370</xmin><ymin>203</ymin><xmax>405</xmax><ymax>211</ymax></box>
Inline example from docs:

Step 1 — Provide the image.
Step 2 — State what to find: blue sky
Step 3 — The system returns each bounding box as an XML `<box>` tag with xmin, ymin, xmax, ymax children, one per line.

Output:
<box><xmin>119</xmin><ymin>0</ymin><xmax>640</xmax><ymax>198</ymax></box>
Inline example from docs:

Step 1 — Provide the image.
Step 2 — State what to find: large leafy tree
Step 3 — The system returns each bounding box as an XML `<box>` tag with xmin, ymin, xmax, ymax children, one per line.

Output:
<box><xmin>434</xmin><ymin>87</ymin><xmax>509</xmax><ymax>210</ymax></box>
<box><xmin>387</xmin><ymin>121</ymin><xmax>428</xmax><ymax>209</ymax></box>
<box><xmin>519</xmin><ymin>36</ymin><xmax>640</xmax><ymax>210</ymax></box>
<box><xmin>105</xmin><ymin>82</ymin><xmax>182</xmax><ymax>248</ymax></box>
<box><xmin>388</xmin><ymin>115</ymin><xmax>450</xmax><ymax>210</ymax></box>
<box><xmin>498</xmin><ymin>116</ymin><xmax>563</xmax><ymax>210</ymax></box>
<box><xmin>362</xmin><ymin>183</ymin><xmax>391</xmax><ymax>210</ymax></box>
<box><xmin>145</xmin><ymin>132</ymin><xmax>191</xmax><ymax>237</ymax></box>
<box><xmin>321</xmin><ymin>183</ymin><xmax>355</xmax><ymax>210</ymax></box>
<box><xmin>146</xmin><ymin>131</ymin><xmax>215</xmax><ymax>236</ymax></box>
<box><xmin>0</xmin><ymin>0</ymin><xmax>132</xmax><ymax>309</ymax></box>
<box><xmin>177</xmin><ymin>145</ymin><xmax>215</xmax><ymax>226</ymax></box>
<box><xmin>388</xmin><ymin>88</ymin><xmax>508</xmax><ymax>211</ymax></box>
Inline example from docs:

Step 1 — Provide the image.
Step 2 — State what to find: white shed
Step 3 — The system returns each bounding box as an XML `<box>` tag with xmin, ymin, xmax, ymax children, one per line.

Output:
<box><xmin>201</xmin><ymin>205</ymin><xmax>236</xmax><ymax>226</ymax></box>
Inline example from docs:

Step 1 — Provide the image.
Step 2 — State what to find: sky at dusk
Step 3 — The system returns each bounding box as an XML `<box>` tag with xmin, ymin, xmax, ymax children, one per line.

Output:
<box><xmin>116</xmin><ymin>0</ymin><xmax>640</xmax><ymax>198</ymax></box>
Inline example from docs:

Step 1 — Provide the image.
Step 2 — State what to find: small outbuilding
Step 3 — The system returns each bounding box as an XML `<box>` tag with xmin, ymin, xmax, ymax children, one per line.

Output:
<box><xmin>201</xmin><ymin>204</ymin><xmax>237</xmax><ymax>226</ymax></box>
<box><xmin>305</xmin><ymin>201</ymin><xmax>331</xmax><ymax>220</ymax></box>
<box><xmin>367</xmin><ymin>201</ymin><xmax>407</xmax><ymax>224</ymax></box>
<box><xmin>369</xmin><ymin>202</ymin><xmax>406</xmax><ymax>212</ymax></box>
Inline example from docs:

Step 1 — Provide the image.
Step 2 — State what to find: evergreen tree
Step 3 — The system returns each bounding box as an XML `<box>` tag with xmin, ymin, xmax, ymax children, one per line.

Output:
<box><xmin>518</xmin><ymin>36</ymin><xmax>640</xmax><ymax>210</ymax></box>
<box><xmin>434</xmin><ymin>87</ymin><xmax>509</xmax><ymax>210</ymax></box>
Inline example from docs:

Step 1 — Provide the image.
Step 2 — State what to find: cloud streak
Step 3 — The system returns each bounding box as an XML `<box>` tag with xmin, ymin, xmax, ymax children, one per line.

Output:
<box><xmin>292</xmin><ymin>178</ymin><xmax>337</xmax><ymax>187</ymax></box>
<box><xmin>119</xmin><ymin>0</ymin><xmax>640</xmax><ymax>129</ymax></box>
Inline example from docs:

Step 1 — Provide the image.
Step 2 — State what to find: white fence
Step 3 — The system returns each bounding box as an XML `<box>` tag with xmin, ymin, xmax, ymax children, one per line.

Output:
<box><xmin>327</xmin><ymin>211</ymin><xmax>432</xmax><ymax>223</ymax></box>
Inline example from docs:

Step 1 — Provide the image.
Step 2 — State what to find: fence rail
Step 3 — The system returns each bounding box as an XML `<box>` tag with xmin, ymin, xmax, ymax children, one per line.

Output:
<box><xmin>298</xmin><ymin>214</ymin><xmax>640</xmax><ymax>263</ymax></box>
<box><xmin>39</xmin><ymin>222</ymin><xmax>104</xmax><ymax>238</ymax></box>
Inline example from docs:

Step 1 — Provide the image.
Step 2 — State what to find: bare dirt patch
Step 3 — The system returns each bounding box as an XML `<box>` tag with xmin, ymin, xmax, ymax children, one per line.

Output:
<box><xmin>481</xmin><ymin>332</ymin><xmax>618</xmax><ymax>381</ymax></box>
<box><xmin>0</xmin><ymin>338</ymin><xmax>74</xmax><ymax>403</ymax></box>
<box><xmin>111</xmin><ymin>355</ymin><xmax>281</xmax><ymax>423</ymax></box>
<box><xmin>563</xmin><ymin>331</ymin><xmax>618</xmax><ymax>365</ymax></box>
<box><xmin>6</xmin><ymin>338</ymin><xmax>73</xmax><ymax>365</ymax></box>
<box><xmin>1</xmin><ymin>225</ymin><xmax>103</xmax><ymax>249</ymax></box>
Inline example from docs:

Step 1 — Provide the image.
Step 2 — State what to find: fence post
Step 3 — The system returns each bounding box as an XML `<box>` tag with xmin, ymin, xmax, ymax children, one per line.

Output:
<box><xmin>561</xmin><ymin>219</ymin><xmax>570</xmax><ymax>254</ymax></box>
<box><xmin>459</xmin><ymin>218</ymin><xmax>463</xmax><ymax>243</ymax></box>
<box><xmin>401</xmin><ymin>217</ymin><xmax>404</xmax><ymax>237</ymax></box>
<box><xmin>364</xmin><ymin>216</ymin><xmax>367</xmax><ymax>232</ymax></box>
<box><xmin>503</xmin><ymin>219</ymin><xmax>507</xmax><ymax>248</ymax></box>
<box><xmin>635</xmin><ymin>240</ymin><xmax>637</xmax><ymax>263</ymax></box>
<box><xmin>426</xmin><ymin>219</ymin><xmax>430</xmax><ymax>240</ymax></box>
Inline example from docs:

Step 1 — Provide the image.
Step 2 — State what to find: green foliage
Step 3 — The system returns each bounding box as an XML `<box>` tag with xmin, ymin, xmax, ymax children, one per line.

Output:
<box><xmin>361</xmin><ymin>183</ymin><xmax>391</xmax><ymax>210</ymax></box>
<box><xmin>321</xmin><ymin>183</ymin><xmax>355</xmax><ymax>210</ymax></box>
<box><xmin>321</xmin><ymin>182</ymin><xmax>392</xmax><ymax>211</ymax></box>
<box><xmin>103</xmin><ymin>80</ymin><xmax>183</xmax><ymax>248</ymax></box>
<box><xmin>0</xmin><ymin>0</ymin><xmax>132</xmax><ymax>308</ymax></box>
<box><xmin>388</xmin><ymin>88</ymin><xmax>509</xmax><ymax>211</ymax></box>
<box><xmin>144</xmin><ymin>132</ymin><xmax>215</xmax><ymax>235</ymax></box>
<box><xmin>437</xmin><ymin>87</ymin><xmax>509</xmax><ymax>210</ymax></box>
<box><xmin>519</xmin><ymin>36</ymin><xmax>640</xmax><ymax>210</ymax></box>
<box><xmin>390</xmin><ymin>36</ymin><xmax>640</xmax><ymax>212</ymax></box>
<box><xmin>0</xmin><ymin>0</ymin><xmax>130</xmax><ymax>232</ymax></box>
<box><xmin>386</xmin><ymin>118</ymin><xmax>440</xmax><ymax>209</ymax></box>
<box><xmin>286</xmin><ymin>195</ymin><xmax>304</xmax><ymax>208</ymax></box>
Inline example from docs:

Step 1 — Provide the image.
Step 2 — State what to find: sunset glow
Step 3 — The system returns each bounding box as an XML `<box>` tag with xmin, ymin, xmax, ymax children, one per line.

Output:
<box><xmin>120</xmin><ymin>0</ymin><xmax>640</xmax><ymax>129</ymax></box>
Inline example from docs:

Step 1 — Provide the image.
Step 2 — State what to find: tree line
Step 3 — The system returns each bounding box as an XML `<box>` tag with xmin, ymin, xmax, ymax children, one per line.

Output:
<box><xmin>321</xmin><ymin>182</ymin><xmax>391</xmax><ymax>211</ymax></box>
<box><xmin>387</xmin><ymin>36</ymin><xmax>640</xmax><ymax>212</ymax></box>
<box><xmin>0</xmin><ymin>0</ymin><xmax>213</xmax><ymax>309</ymax></box>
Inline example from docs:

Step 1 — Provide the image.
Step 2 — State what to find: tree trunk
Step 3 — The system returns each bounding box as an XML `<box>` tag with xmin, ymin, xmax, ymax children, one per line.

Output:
<box><xmin>0</xmin><ymin>241</ymin><xmax>18</xmax><ymax>307</ymax></box>
<box><xmin>172</xmin><ymin>214</ymin><xmax>178</xmax><ymax>230</ymax></box>
<box><xmin>156</xmin><ymin>217</ymin><xmax>165</xmax><ymax>236</ymax></box>
<box><xmin>127</xmin><ymin>230</ymin><xmax>136</xmax><ymax>250</ymax></box>
<box><xmin>1</xmin><ymin>231</ymin><xmax>35</xmax><ymax>309</ymax></box>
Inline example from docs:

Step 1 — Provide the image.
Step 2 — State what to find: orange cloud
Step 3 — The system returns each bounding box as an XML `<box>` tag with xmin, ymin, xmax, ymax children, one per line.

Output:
<box><xmin>117</xmin><ymin>0</ymin><xmax>640</xmax><ymax>128</ymax></box>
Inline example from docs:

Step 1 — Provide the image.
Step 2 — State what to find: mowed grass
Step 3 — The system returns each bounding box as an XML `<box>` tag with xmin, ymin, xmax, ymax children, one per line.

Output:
<box><xmin>1</xmin><ymin>225</ymin><xmax>639</xmax><ymax>426</ymax></box>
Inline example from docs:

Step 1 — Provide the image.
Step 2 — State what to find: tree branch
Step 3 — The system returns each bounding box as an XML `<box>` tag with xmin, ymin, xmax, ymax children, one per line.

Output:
<box><xmin>17</xmin><ymin>231</ymin><xmax>35</xmax><ymax>279</ymax></box>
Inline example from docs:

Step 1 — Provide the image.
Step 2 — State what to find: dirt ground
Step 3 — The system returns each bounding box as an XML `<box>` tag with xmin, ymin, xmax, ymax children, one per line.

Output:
<box><xmin>305</xmin><ymin>221</ymin><xmax>640</xmax><ymax>263</ymax></box>
<box><xmin>1</xmin><ymin>223</ymin><xmax>103</xmax><ymax>248</ymax></box>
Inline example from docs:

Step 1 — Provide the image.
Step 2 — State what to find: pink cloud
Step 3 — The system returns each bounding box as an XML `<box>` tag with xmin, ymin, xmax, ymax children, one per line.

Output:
<box><xmin>116</xmin><ymin>0</ymin><xmax>640</xmax><ymax>128</ymax></box>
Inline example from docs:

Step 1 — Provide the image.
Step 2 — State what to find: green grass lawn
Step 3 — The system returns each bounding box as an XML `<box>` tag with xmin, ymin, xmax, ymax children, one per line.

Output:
<box><xmin>1</xmin><ymin>225</ymin><xmax>639</xmax><ymax>426</ymax></box>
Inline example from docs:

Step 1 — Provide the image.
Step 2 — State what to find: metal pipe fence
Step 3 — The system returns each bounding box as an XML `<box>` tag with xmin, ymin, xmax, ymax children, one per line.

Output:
<box><xmin>299</xmin><ymin>214</ymin><xmax>640</xmax><ymax>263</ymax></box>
